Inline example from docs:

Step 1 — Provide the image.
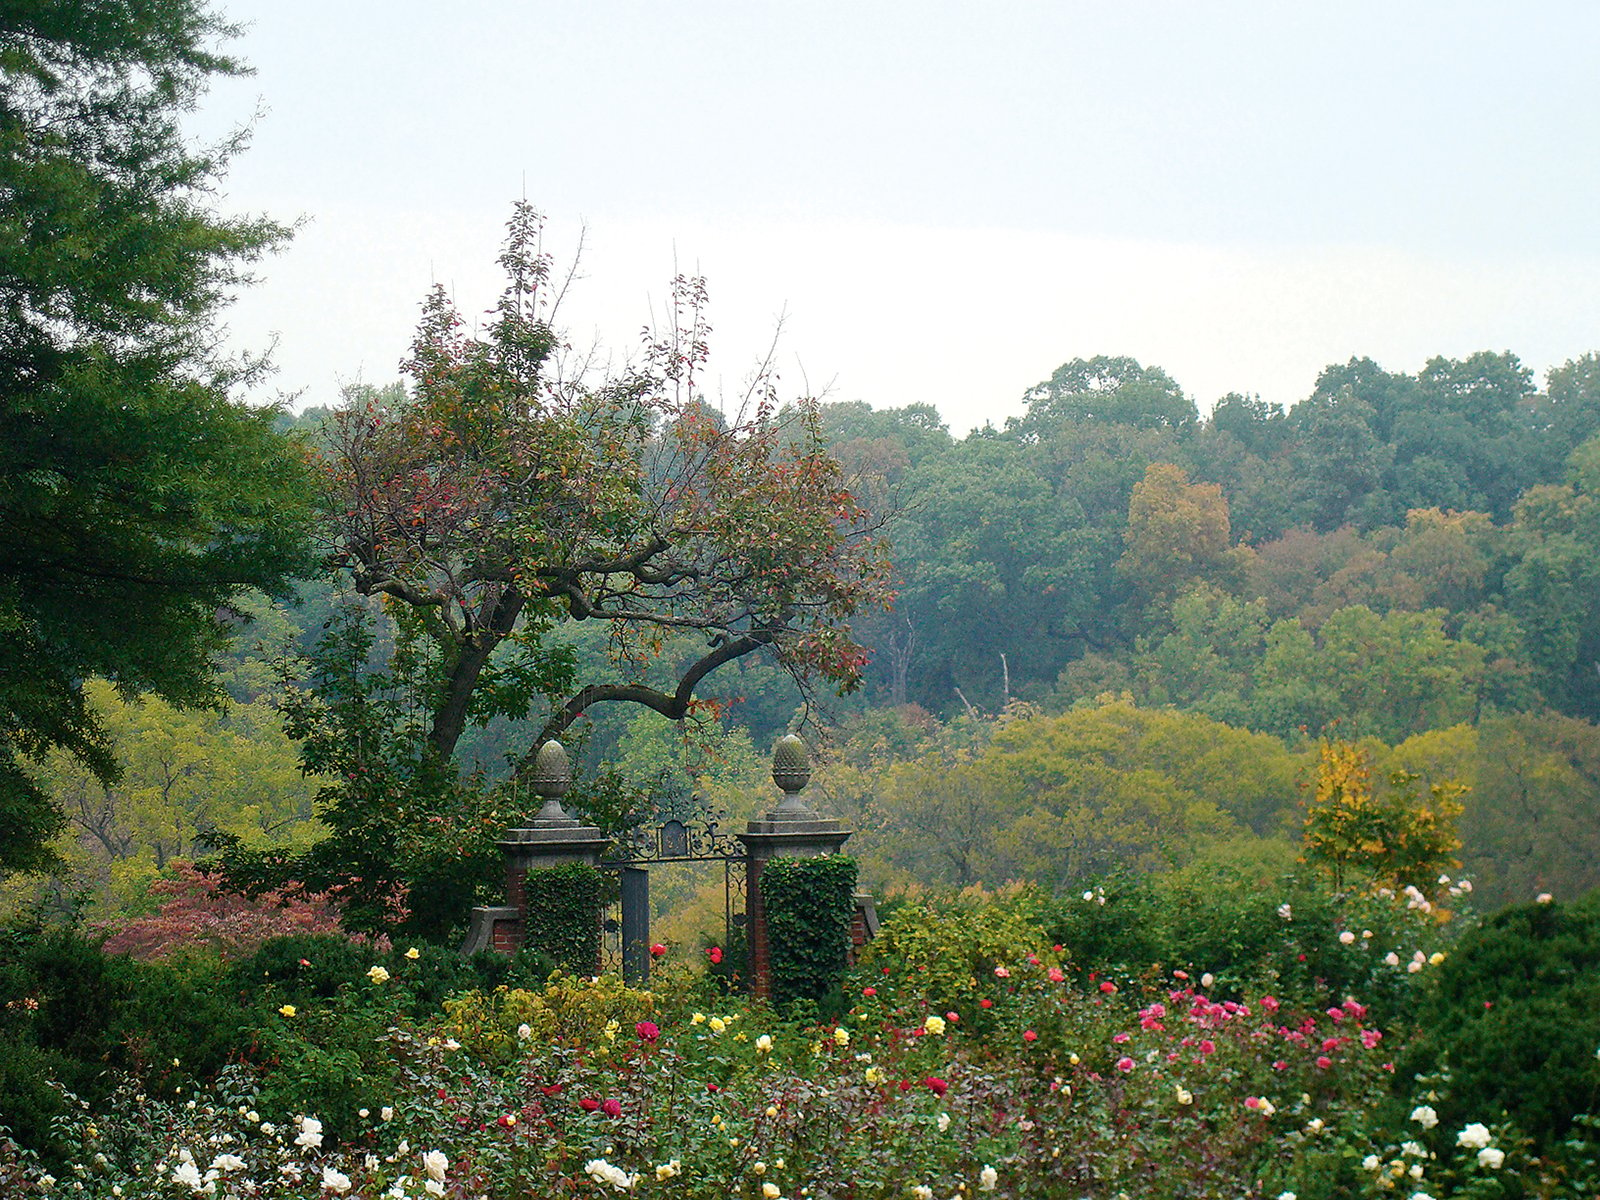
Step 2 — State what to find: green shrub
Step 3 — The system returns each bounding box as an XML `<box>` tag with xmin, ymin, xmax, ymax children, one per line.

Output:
<box><xmin>226</xmin><ymin>933</ymin><xmax>551</xmax><ymax>1016</ymax></box>
<box><xmin>227</xmin><ymin>932</ymin><xmax>373</xmax><ymax>1004</ymax></box>
<box><xmin>762</xmin><ymin>854</ymin><xmax>857</xmax><ymax>1012</ymax></box>
<box><xmin>244</xmin><ymin>989</ymin><xmax>398</xmax><ymax>1137</ymax></box>
<box><xmin>856</xmin><ymin>884</ymin><xmax>1055</xmax><ymax>1017</ymax></box>
<box><xmin>0</xmin><ymin>926</ymin><xmax>238</xmax><ymax>1161</ymax></box>
<box><xmin>1404</xmin><ymin>890</ymin><xmax>1600</xmax><ymax>1151</ymax></box>
<box><xmin>1045</xmin><ymin>859</ymin><xmax>1448</xmax><ymax>1026</ymax></box>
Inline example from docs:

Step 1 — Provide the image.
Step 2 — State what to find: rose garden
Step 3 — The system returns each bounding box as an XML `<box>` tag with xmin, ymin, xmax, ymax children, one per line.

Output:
<box><xmin>4</xmin><ymin>731</ymin><xmax>1599</xmax><ymax>1199</ymax></box>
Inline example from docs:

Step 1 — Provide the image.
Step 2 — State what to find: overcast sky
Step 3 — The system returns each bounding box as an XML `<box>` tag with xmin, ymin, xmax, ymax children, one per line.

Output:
<box><xmin>196</xmin><ymin>1</ymin><xmax>1600</xmax><ymax>433</ymax></box>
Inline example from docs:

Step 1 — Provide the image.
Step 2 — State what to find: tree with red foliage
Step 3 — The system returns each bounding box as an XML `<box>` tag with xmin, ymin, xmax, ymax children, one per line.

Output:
<box><xmin>321</xmin><ymin>203</ymin><xmax>891</xmax><ymax>766</ymax></box>
<box><xmin>217</xmin><ymin>205</ymin><xmax>892</xmax><ymax>938</ymax></box>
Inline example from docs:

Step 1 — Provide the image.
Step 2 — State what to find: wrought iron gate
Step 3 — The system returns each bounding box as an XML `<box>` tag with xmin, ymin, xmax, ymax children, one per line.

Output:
<box><xmin>599</xmin><ymin>817</ymin><xmax>748</xmax><ymax>985</ymax></box>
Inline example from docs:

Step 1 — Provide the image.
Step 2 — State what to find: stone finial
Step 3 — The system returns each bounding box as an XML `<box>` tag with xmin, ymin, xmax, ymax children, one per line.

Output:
<box><xmin>531</xmin><ymin>739</ymin><xmax>576</xmax><ymax>826</ymax></box>
<box><xmin>771</xmin><ymin>734</ymin><xmax>814</xmax><ymax>815</ymax></box>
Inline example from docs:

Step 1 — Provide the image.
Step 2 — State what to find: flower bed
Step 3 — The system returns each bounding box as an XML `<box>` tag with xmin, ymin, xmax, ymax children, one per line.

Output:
<box><xmin>2</xmin><ymin>888</ymin><xmax>1596</xmax><ymax>1197</ymax></box>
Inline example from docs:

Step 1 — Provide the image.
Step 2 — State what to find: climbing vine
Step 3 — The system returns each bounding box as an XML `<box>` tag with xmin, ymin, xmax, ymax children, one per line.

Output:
<box><xmin>520</xmin><ymin>862</ymin><xmax>604</xmax><ymax>975</ymax></box>
<box><xmin>762</xmin><ymin>854</ymin><xmax>857</xmax><ymax>1009</ymax></box>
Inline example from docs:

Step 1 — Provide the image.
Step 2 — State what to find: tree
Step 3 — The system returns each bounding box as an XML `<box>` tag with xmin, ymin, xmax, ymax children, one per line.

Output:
<box><xmin>7</xmin><ymin>679</ymin><xmax>320</xmax><ymax>920</ymax></box>
<box><xmin>887</xmin><ymin>436</ymin><xmax>1100</xmax><ymax>709</ymax></box>
<box><xmin>1299</xmin><ymin>740</ymin><xmax>1463</xmax><ymax>894</ymax></box>
<box><xmin>323</xmin><ymin>205</ymin><xmax>889</xmax><ymax>763</ymax></box>
<box><xmin>1116</xmin><ymin>462</ymin><xmax>1248</xmax><ymax>614</ymax></box>
<box><xmin>221</xmin><ymin>206</ymin><xmax>891</xmax><ymax>934</ymax></box>
<box><xmin>1011</xmin><ymin>355</ymin><xmax>1197</xmax><ymax>436</ymax></box>
<box><xmin>0</xmin><ymin>0</ymin><xmax>313</xmax><ymax>872</ymax></box>
<box><xmin>1287</xmin><ymin>391</ymin><xmax>1391</xmax><ymax>531</ymax></box>
<box><xmin>1127</xmin><ymin>584</ymin><xmax>1273</xmax><ymax>732</ymax></box>
<box><xmin>1392</xmin><ymin>716</ymin><xmax>1600</xmax><ymax>907</ymax></box>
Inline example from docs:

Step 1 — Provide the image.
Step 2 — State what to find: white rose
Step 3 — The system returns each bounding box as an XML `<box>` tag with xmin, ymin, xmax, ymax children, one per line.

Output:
<box><xmin>422</xmin><ymin>1150</ymin><xmax>449</xmax><ymax>1182</ymax></box>
<box><xmin>171</xmin><ymin>1161</ymin><xmax>204</xmax><ymax>1192</ymax></box>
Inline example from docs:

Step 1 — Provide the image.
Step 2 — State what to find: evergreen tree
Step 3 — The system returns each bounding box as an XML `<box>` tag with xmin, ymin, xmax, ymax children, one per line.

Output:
<box><xmin>0</xmin><ymin>0</ymin><xmax>312</xmax><ymax>872</ymax></box>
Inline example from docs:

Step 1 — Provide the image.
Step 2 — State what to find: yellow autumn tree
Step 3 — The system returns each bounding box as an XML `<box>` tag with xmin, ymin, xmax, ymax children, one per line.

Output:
<box><xmin>1117</xmin><ymin>462</ymin><xmax>1251</xmax><ymax>608</ymax></box>
<box><xmin>1299</xmin><ymin>739</ymin><xmax>1464</xmax><ymax>893</ymax></box>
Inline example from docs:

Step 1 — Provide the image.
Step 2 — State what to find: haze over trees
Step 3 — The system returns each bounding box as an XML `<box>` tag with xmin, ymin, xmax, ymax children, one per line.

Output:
<box><xmin>5</xmin><ymin>0</ymin><xmax>1600</xmax><ymax>940</ymax></box>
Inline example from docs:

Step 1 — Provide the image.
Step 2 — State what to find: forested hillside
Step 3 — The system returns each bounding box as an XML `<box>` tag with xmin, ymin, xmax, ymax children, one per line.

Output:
<box><xmin>830</xmin><ymin>352</ymin><xmax>1600</xmax><ymax>723</ymax></box>
<box><xmin>11</xmin><ymin>342</ymin><xmax>1600</xmax><ymax>930</ymax></box>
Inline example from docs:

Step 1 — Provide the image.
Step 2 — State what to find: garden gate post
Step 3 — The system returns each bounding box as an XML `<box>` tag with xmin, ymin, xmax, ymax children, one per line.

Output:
<box><xmin>463</xmin><ymin>740</ymin><xmax>609</xmax><ymax>956</ymax></box>
<box><xmin>620</xmin><ymin>866</ymin><xmax>650</xmax><ymax>985</ymax></box>
<box><xmin>737</xmin><ymin>735</ymin><xmax>852</xmax><ymax>1001</ymax></box>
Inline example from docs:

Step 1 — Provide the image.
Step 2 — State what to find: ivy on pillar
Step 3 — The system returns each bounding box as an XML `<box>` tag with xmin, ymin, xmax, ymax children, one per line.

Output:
<box><xmin>462</xmin><ymin>740</ymin><xmax>610</xmax><ymax>970</ymax></box>
<box><xmin>738</xmin><ymin>734</ymin><xmax>853</xmax><ymax>1003</ymax></box>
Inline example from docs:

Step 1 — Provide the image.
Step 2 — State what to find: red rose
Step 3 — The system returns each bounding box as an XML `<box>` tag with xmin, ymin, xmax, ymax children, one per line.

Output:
<box><xmin>708</xmin><ymin>946</ymin><xmax>724</xmax><ymax>965</ymax></box>
<box><xmin>1099</xmin><ymin>981</ymin><xmax>1117</xmax><ymax>994</ymax></box>
<box><xmin>650</xmin><ymin>943</ymin><xmax>667</xmax><ymax>958</ymax></box>
<box><xmin>925</xmin><ymin>1076</ymin><xmax>949</xmax><ymax>1096</ymax></box>
<box><xmin>636</xmin><ymin>1020</ymin><xmax>660</xmax><ymax>1042</ymax></box>
<box><xmin>1023</xmin><ymin>1030</ymin><xmax>1039</xmax><ymax>1042</ymax></box>
<box><xmin>979</xmin><ymin>998</ymin><xmax>993</xmax><ymax>1009</ymax></box>
<box><xmin>579</xmin><ymin>1098</ymin><xmax>600</xmax><ymax>1112</ymax></box>
<box><xmin>602</xmin><ymin>1099</ymin><xmax>622</xmax><ymax>1117</ymax></box>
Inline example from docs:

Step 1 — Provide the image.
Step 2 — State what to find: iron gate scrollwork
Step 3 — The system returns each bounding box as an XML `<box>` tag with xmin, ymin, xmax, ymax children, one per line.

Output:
<box><xmin>599</xmin><ymin>816</ymin><xmax>748</xmax><ymax>986</ymax></box>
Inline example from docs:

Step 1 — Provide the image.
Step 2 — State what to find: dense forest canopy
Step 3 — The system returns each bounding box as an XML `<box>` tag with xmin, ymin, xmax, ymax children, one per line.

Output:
<box><xmin>830</xmin><ymin>350</ymin><xmax>1600</xmax><ymax>728</ymax></box>
<box><xmin>10</xmin><ymin>317</ymin><xmax>1600</xmax><ymax>929</ymax></box>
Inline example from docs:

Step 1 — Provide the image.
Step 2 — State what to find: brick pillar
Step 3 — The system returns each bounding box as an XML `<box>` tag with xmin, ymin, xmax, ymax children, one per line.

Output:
<box><xmin>736</xmin><ymin>735</ymin><xmax>852</xmax><ymax>1000</ymax></box>
<box><xmin>465</xmin><ymin>738</ymin><xmax>610</xmax><ymax>958</ymax></box>
<box><xmin>462</xmin><ymin>826</ymin><xmax>610</xmax><ymax>957</ymax></box>
<box><xmin>738</xmin><ymin>818</ymin><xmax>852</xmax><ymax>1000</ymax></box>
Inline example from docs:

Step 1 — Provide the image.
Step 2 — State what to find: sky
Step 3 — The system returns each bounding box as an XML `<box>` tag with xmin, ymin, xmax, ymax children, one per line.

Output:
<box><xmin>195</xmin><ymin>1</ymin><xmax>1600</xmax><ymax>434</ymax></box>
